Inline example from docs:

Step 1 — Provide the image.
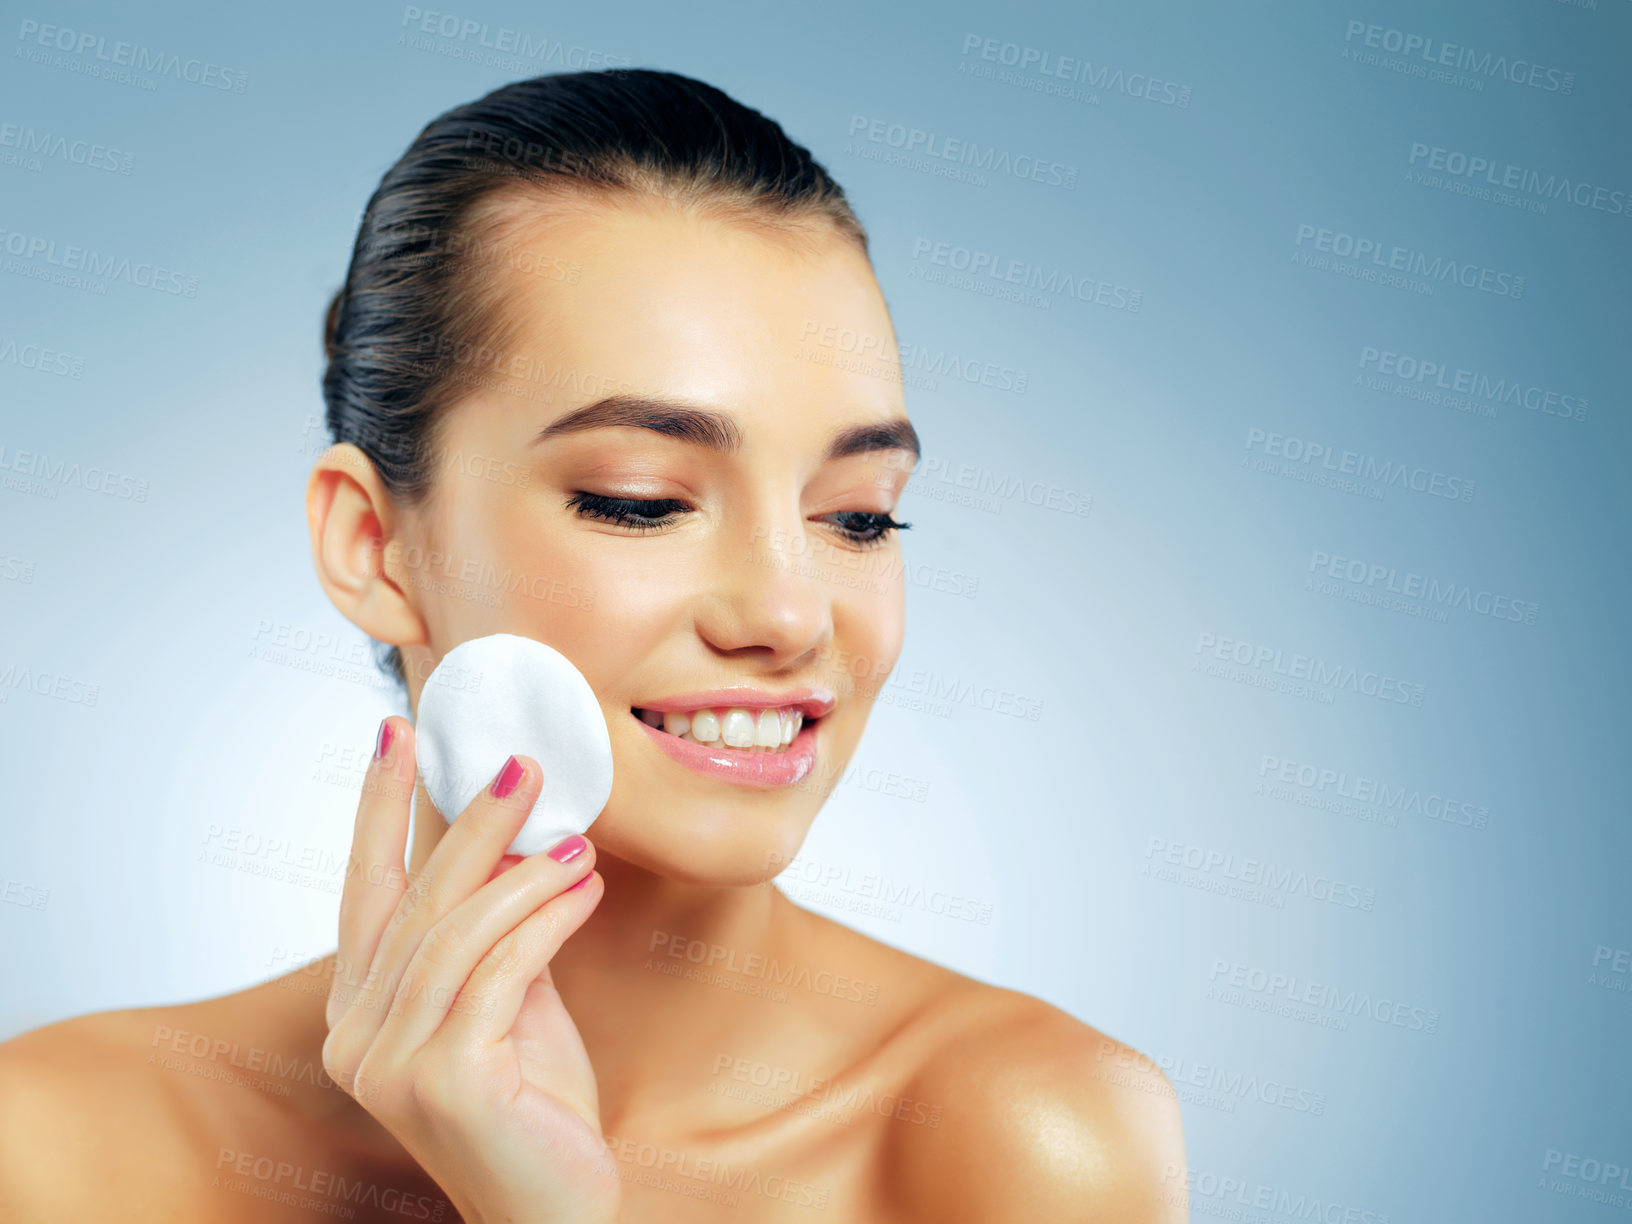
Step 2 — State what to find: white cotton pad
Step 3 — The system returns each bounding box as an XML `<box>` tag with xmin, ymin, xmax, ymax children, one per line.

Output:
<box><xmin>415</xmin><ymin>633</ymin><xmax>614</xmax><ymax>857</ymax></box>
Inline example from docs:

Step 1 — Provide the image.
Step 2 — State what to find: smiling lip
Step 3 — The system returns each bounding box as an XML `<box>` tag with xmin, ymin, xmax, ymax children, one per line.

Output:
<box><xmin>630</xmin><ymin>708</ymin><xmax>821</xmax><ymax>787</ymax></box>
<box><xmin>632</xmin><ymin>687</ymin><xmax>836</xmax><ymax>720</ymax></box>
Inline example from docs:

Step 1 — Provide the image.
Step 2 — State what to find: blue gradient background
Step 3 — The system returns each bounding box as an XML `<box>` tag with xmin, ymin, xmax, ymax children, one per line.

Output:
<box><xmin>3</xmin><ymin>0</ymin><xmax>1628</xmax><ymax>1218</ymax></box>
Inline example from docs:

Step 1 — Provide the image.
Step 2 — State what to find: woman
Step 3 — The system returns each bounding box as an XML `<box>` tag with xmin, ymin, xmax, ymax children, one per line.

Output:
<box><xmin>0</xmin><ymin>70</ymin><xmax>1185</xmax><ymax>1221</ymax></box>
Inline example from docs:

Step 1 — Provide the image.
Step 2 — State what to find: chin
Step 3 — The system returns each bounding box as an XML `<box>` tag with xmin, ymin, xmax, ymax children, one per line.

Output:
<box><xmin>588</xmin><ymin>802</ymin><xmax>820</xmax><ymax>889</ymax></box>
<box><xmin>588</xmin><ymin>706</ymin><xmax>850</xmax><ymax>888</ymax></box>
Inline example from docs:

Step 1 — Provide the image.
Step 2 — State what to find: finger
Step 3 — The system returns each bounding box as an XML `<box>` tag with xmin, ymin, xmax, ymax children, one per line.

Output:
<box><xmin>328</xmin><ymin>715</ymin><xmax>415</xmax><ymax>1029</ymax></box>
<box><xmin>366</xmin><ymin>835</ymin><xmax>595</xmax><ymax>1058</ymax></box>
<box><xmin>358</xmin><ymin>753</ymin><xmax>543</xmax><ymax>1030</ymax></box>
<box><xmin>436</xmin><ymin>868</ymin><xmax>604</xmax><ymax>1051</ymax></box>
<box><xmin>486</xmin><ymin>854</ymin><xmax>525</xmax><ymax>885</ymax></box>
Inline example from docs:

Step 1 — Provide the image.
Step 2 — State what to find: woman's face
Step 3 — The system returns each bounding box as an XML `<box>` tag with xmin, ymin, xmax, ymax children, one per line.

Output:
<box><xmin>389</xmin><ymin>198</ymin><xmax>915</xmax><ymax>884</ymax></box>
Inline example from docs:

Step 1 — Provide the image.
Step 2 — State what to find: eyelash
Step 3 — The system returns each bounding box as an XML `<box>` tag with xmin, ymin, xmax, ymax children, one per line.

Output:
<box><xmin>564</xmin><ymin>493</ymin><xmax>912</xmax><ymax>549</ymax></box>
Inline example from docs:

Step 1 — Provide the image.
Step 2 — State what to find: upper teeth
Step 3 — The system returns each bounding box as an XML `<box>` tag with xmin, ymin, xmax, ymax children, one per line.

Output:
<box><xmin>637</xmin><ymin>706</ymin><xmax>804</xmax><ymax>750</ymax></box>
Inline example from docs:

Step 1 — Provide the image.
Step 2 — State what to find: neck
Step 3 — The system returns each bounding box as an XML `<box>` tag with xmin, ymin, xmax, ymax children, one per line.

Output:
<box><xmin>551</xmin><ymin>849</ymin><xmax>815</xmax><ymax>1136</ymax></box>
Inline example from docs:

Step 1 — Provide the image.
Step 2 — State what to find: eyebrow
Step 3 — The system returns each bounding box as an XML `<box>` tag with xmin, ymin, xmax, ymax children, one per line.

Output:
<box><xmin>532</xmin><ymin>393</ymin><xmax>920</xmax><ymax>464</ymax></box>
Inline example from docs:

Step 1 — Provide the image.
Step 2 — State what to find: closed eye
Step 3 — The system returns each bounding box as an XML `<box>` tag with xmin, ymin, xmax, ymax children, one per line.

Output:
<box><xmin>565</xmin><ymin>493</ymin><xmax>687</xmax><ymax>532</ymax></box>
<box><xmin>817</xmin><ymin>510</ymin><xmax>911</xmax><ymax>549</ymax></box>
<box><xmin>566</xmin><ymin>493</ymin><xmax>911</xmax><ymax>549</ymax></box>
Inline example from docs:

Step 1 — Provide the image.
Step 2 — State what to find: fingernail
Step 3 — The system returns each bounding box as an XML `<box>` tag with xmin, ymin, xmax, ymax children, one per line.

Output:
<box><xmin>491</xmin><ymin>755</ymin><xmax>525</xmax><ymax>798</ymax></box>
<box><xmin>548</xmin><ymin>835</ymin><xmax>587</xmax><ymax>864</ymax></box>
<box><xmin>567</xmin><ymin>872</ymin><xmax>594</xmax><ymax>891</ymax></box>
<box><xmin>374</xmin><ymin>718</ymin><xmax>394</xmax><ymax>760</ymax></box>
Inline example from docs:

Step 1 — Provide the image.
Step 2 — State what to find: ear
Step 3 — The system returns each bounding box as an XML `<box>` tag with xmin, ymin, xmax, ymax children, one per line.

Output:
<box><xmin>305</xmin><ymin>443</ymin><xmax>426</xmax><ymax>650</ymax></box>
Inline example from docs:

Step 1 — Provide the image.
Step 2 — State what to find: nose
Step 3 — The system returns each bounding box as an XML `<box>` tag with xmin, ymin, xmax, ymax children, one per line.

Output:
<box><xmin>694</xmin><ymin>514</ymin><xmax>835</xmax><ymax>663</ymax></box>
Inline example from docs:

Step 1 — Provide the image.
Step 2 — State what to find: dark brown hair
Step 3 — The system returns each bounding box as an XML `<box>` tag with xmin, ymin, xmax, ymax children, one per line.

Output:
<box><xmin>318</xmin><ymin>68</ymin><xmax>869</xmax><ymax>689</ymax></box>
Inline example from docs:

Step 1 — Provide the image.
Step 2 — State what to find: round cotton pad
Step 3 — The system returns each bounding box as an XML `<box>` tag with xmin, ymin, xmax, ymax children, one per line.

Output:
<box><xmin>415</xmin><ymin>633</ymin><xmax>614</xmax><ymax>857</ymax></box>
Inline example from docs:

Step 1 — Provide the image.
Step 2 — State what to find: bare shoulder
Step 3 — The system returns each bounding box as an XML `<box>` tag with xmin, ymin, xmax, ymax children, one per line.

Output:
<box><xmin>0</xmin><ymin>1001</ymin><xmax>233</xmax><ymax>1220</ymax></box>
<box><xmin>885</xmin><ymin>977</ymin><xmax>1188</xmax><ymax>1223</ymax></box>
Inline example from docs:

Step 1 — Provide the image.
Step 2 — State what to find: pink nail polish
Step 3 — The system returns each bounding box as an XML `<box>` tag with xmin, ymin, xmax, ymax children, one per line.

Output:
<box><xmin>374</xmin><ymin>719</ymin><xmax>394</xmax><ymax>760</ymax></box>
<box><xmin>548</xmin><ymin>835</ymin><xmax>586</xmax><ymax>864</ymax></box>
<box><xmin>491</xmin><ymin>756</ymin><xmax>525</xmax><ymax>798</ymax></box>
<box><xmin>567</xmin><ymin>872</ymin><xmax>593</xmax><ymax>891</ymax></box>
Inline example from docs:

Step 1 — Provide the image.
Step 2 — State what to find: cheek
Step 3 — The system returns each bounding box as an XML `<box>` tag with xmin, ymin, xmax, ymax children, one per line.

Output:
<box><xmin>831</xmin><ymin>572</ymin><xmax>906</xmax><ymax>704</ymax></box>
<box><xmin>416</xmin><ymin>472</ymin><xmax>697</xmax><ymax>686</ymax></box>
<box><xmin>484</xmin><ymin>524</ymin><xmax>701</xmax><ymax>696</ymax></box>
<box><xmin>401</xmin><ymin>491</ymin><xmax>517</xmax><ymax>648</ymax></box>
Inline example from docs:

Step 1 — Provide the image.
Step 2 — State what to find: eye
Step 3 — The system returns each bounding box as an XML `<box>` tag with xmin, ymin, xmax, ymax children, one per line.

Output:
<box><xmin>565</xmin><ymin>492</ymin><xmax>688</xmax><ymax>532</ymax></box>
<box><xmin>820</xmin><ymin>511</ymin><xmax>912</xmax><ymax>550</ymax></box>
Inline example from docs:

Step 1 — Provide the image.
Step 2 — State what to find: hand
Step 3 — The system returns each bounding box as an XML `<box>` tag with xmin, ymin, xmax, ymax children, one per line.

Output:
<box><xmin>322</xmin><ymin>716</ymin><xmax>621</xmax><ymax>1224</ymax></box>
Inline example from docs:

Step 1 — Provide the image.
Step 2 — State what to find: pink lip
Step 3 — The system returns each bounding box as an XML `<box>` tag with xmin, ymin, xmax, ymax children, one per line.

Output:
<box><xmin>631</xmin><ymin>710</ymin><xmax>820</xmax><ymax>788</ymax></box>
<box><xmin>633</xmin><ymin>687</ymin><xmax>836</xmax><ymax>720</ymax></box>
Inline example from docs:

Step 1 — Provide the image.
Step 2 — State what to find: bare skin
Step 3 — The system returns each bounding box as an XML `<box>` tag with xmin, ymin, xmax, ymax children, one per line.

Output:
<box><xmin>0</xmin><ymin>197</ymin><xmax>1186</xmax><ymax>1222</ymax></box>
